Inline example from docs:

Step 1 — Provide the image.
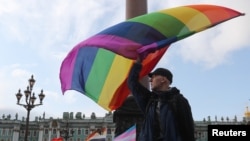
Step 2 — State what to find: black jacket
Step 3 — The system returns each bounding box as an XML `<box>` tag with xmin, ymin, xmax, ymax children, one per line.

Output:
<box><xmin>127</xmin><ymin>62</ymin><xmax>195</xmax><ymax>141</ymax></box>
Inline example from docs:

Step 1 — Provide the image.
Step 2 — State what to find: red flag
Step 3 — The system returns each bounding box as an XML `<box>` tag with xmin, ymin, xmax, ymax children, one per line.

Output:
<box><xmin>52</xmin><ymin>137</ymin><xmax>63</xmax><ymax>141</ymax></box>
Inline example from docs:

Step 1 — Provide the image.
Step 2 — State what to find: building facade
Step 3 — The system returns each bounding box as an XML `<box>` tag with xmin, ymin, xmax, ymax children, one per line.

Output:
<box><xmin>0</xmin><ymin>112</ymin><xmax>115</xmax><ymax>141</ymax></box>
<box><xmin>0</xmin><ymin>108</ymin><xmax>249</xmax><ymax>141</ymax></box>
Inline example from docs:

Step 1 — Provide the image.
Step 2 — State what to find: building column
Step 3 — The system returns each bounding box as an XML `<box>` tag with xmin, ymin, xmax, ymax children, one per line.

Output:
<box><xmin>12</xmin><ymin>124</ymin><xmax>20</xmax><ymax>141</ymax></box>
<box><xmin>38</xmin><ymin>124</ymin><xmax>44</xmax><ymax>141</ymax></box>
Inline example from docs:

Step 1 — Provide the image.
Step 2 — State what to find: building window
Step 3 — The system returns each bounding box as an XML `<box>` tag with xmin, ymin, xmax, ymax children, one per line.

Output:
<box><xmin>21</xmin><ymin>130</ymin><xmax>25</xmax><ymax>136</ymax></box>
<box><xmin>8</xmin><ymin>129</ymin><xmax>12</xmax><ymax>136</ymax></box>
<box><xmin>107</xmin><ymin>128</ymin><xmax>111</xmax><ymax>134</ymax></box>
<box><xmin>2</xmin><ymin>129</ymin><xmax>5</xmax><ymax>136</ymax></box>
<box><xmin>53</xmin><ymin>129</ymin><xmax>56</xmax><ymax>134</ymax></box>
<box><xmin>78</xmin><ymin>129</ymin><xmax>81</xmax><ymax>135</ymax></box>
<box><xmin>45</xmin><ymin>129</ymin><xmax>48</xmax><ymax>135</ymax></box>
<box><xmin>85</xmin><ymin>129</ymin><xmax>89</xmax><ymax>135</ymax></box>
<box><xmin>33</xmin><ymin>130</ymin><xmax>37</xmax><ymax>136</ymax></box>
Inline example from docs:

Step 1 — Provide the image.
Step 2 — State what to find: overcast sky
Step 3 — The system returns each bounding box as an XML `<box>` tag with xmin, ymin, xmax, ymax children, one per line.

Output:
<box><xmin>0</xmin><ymin>0</ymin><xmax>249</xmax><ymax>121</ymax></box>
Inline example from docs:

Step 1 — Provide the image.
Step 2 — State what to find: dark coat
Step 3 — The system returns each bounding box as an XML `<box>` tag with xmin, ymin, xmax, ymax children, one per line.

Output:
<box><xmin>127</xmin><ymin>62</ymin><xmax>195</xmax><ymax>141</ymax></box>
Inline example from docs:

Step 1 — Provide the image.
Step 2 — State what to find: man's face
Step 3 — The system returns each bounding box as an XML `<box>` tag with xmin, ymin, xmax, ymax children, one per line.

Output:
<box><xmin>149</xmin><ymin>74</ymin><xmax>168</xmax><ymax>91</ymax></box>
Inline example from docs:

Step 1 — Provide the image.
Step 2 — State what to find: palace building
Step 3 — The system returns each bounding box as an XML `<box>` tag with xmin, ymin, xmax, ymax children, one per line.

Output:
<box><xmin>0</xmin><ymin>107</ymin><xmax>249</xmax><ymax>141</ymax></box>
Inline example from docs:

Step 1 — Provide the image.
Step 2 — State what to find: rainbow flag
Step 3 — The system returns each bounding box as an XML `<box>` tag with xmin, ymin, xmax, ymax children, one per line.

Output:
<box><xmin>114</xmin><ymin>125</ymin><xmax>136</xmax><ymax>141</ymax></box>
<box><xmin>86</xmin><ymin>128</ymin><xmax>107</xmax><ymax>141</ymax></box>
<box><xmin>51</xmin><ymin>137</ymin><xmax>63</xmax><ymax>141</ymax></box>
<box><xmin>60</xmin><ymin>4</ymin><xmax>243</xmax><ymax>111</ymax></box>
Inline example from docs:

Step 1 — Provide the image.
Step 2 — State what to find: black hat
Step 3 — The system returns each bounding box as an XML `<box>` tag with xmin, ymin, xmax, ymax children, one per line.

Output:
<box><xmin>148</xmin><ymin>68</ymin><xmax>173</xmax><ymax>84</ymax></box>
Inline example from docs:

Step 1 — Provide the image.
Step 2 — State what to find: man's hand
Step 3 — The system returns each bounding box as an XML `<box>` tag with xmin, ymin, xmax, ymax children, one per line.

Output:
<box><xmin>136</xmin><ymin>57</ymin><xmax>142</xmax><ymax>63</ymax></box>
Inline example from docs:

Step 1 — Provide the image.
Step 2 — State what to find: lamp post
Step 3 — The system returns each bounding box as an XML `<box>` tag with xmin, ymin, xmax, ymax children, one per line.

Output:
<box><xmin>60</xmin><ymin>120</ymin><xmax>74</xmax><ymax>141</ymax></box>
<box><xmin>15</xmin><ymin>75</ymin><xmax>45</xmax><ymax>141</ymax></box>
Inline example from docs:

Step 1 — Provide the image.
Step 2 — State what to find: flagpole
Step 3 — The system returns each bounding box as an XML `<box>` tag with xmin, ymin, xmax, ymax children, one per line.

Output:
<box><xmin>126</xmin><ymin>0</ymin><xmax>149</xmax><ymax>89</ymax></box>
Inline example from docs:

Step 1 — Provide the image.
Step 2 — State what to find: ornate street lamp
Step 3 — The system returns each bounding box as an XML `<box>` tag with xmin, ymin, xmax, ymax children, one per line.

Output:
<box><xmin>15</xmin><ymin>75</ymin><xmax>45</xmax><ymax>141</ymax></box>
<box><xmin>60</xmin><ymin>120</ymin><xmax>74</xmax><ymax>141</ymax></box>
